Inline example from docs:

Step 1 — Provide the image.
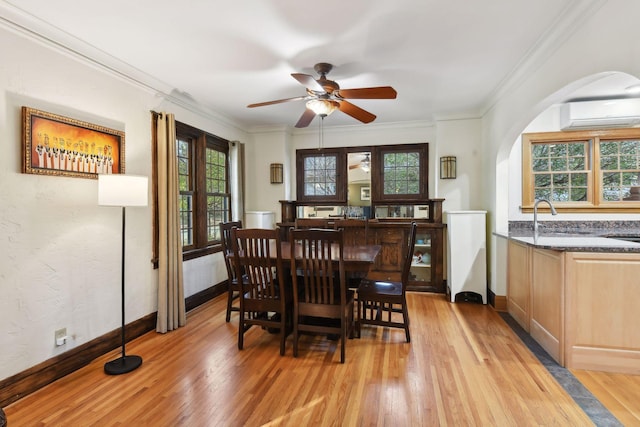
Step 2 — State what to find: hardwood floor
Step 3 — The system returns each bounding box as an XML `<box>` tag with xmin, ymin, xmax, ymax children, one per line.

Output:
<box><xmin>4</xmin><ymin>292</ymin><xmax>631</xmax><ymax>426</ymax></box>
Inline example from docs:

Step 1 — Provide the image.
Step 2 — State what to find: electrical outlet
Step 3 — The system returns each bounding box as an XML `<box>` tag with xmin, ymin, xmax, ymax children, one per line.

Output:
<box><xmin>55</xmin><ymin>328</ymin><xmax>67</xmax><ymax>346</ymax></box>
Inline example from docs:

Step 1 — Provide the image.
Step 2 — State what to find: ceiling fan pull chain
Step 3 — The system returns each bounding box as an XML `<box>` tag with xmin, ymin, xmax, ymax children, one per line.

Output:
<box><xmin>318</xmin><ymin>115</ymin><xmax>324</xmax><ymax>150</ymax></box>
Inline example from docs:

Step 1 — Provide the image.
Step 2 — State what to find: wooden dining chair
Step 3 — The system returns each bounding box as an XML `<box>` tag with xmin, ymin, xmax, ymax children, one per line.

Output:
<box><xmin>220</xmin><ymin>220</ymin><xmax>244</xmax><ymax>322</ymax></box>
<box><xmin>357</xmin><ymin>222</ymin><xmax>417</xmax><ymax>342</ymax></box>
<box><xmin>333</xmin><ymin>218</ymin><xmax>369</xmax><ymax>246</ymax></box>
<box><xmin>288</xmin><ymin>228</ymin><xmax>355</xmax><ymax>363</ymax></box>
<box><xmin>231</xmin><ymin>228</ymin><xmax>292</xmax><ymax>355</ymax></box>
<box><xmin>294</xmin><ymin>217</ymin><xmax>331</xmax><ymax>229</ymax></box>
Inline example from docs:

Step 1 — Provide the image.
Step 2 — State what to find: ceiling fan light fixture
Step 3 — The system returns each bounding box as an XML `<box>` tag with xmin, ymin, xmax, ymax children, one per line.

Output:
<box><xmin>306</xmin><ymin>99</ymin><xmax>339</xmax><ymax>116</ymax></box>
<box><xmin>361</xmin><ymin>154</ymin><xmax>370</xmax><ymax>172</ymax></box>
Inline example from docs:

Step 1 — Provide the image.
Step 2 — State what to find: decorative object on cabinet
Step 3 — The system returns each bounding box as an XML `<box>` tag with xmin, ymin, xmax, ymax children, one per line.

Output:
<box><xmin>440</xmin><ymin>156</ymin><xmax>456</xmax><ymax>179</ymax></box>
<box><xmin>22</xmin><ymin>106</ymin><xmax>124</xmax><ymax>179</ymax></box>
<box><xmin>270</xmin><ymin>163</ymin><xmax>283</xmax><ymax>184</ymax></box>
<box><xmin>98</xmin><ymin>174</ymin><xmax>148</xmax><ymax>375</ymax></box>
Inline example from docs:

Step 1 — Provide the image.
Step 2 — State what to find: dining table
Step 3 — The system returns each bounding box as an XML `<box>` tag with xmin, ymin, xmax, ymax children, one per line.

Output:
<box><xmin>278</xmin><ymin>241</ymin><xmax>381</xmax><ymax>275</ymax></box>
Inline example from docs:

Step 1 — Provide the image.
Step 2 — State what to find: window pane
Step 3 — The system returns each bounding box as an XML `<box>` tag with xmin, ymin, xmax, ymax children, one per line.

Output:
<box><xmin>303</xmin><ymin>154</ymin><xmax>337</xmax><ymax>197</ymax></box>
<box><xmin>599</xmin><ymin>139</ymin><xmax>640</xmax><ymax>202</ymax></box>
<box><xmin>534</xmin><ymin>188</ymin><xmax>551</xmax><ymax>200</ymax></box>
<box><xmin>180</xmin><ymin>194</ymin><xmax>193</xmax><ymax>246</ymax></box>
<box><xmin>531</xmin><ymin>140</ymin><xmax>588</xmax><ymax>205</ymax></box>
<box><xmin>570</xmin><ymin>173</ymin><xmax>587</xmax><ymax>186</ymax></box>
<box><xmin>534</xmin><ymin>174</ymin><xmax>551</xmax><ymax>188</ymax></box>
<box><xmin>570</xmin><ymin>188</ymin><xmax>587</xmax><ymax>201</ymax></box>
<box><xmin>177</xmin><ymin>139</ymin><xmax>191</xmax><ymax>192</ymax></box>
<box><xmin>383</xmin><ymin>151</ymin><xmax>420</xmax><ymax>195</ymax></box>
<box><xmin>532</xmin><ymin>158</ymin><xmax>548</xmax><ymax>172</ymax></box>
<box><xmin>568</xmin><ymin>157</ymin><xmax>584</xmax><ymax>171</ymax></box>
<box><xmin>600</xmin><ymin>156</ymin><xmax>618</xmax><ymax>170</ymax></box>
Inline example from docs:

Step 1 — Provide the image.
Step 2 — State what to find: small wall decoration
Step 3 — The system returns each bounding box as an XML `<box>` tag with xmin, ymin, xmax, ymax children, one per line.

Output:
<box><xmin>22</xmin><ymin>106</ymin><xmax>125</xmax><ymax>179</ymax></box>
<box><xmin>360</xmin><ymin>186</ymin><xmax>371</xmax><ymax>201</ymax></box>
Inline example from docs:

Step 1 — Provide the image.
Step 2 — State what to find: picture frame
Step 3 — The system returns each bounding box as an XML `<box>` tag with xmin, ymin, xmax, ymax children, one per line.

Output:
<box><xmin>360</xmin><ymin>186</ymin><xmax>371</xmax><ymax>201</ymax></box>
<box><xmin>22</xmin><ymin>106</ymin><xmax>125</xmax><ymax>179</ymax></box>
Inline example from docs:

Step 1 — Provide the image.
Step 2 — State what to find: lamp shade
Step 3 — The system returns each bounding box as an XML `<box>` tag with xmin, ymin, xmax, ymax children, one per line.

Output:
<box><xmin>98</xmin><ymin>174</ymin><xmax>149</xmax><ymax>207</ymax></box>
<box><xmin>306</xmin><ymin>99</ymin><xmax>339</xmax><ymax>116</ymax></box>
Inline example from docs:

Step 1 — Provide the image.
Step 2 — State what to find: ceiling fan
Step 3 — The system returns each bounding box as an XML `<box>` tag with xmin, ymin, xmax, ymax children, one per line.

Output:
<box><xmin>349</xmin><ymin>153</ymin><xmax>370</xmax><ymax>172</ymax></box>
<box><xmin>247</xmin><ymin>63</ymin><xmax>397</xmax><ymax>128</ymax></box>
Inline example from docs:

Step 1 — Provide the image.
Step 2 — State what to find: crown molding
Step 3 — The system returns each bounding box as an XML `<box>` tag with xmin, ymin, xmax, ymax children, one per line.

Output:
<box><xmin>0</xmin><ymin>1</ymin><xmax>246</xmax><ymax>132</ymax></box>
<box><xmin>481</xmin><ymin>0</ymin><xmax>607</xmax><ymax>117</ymax></box>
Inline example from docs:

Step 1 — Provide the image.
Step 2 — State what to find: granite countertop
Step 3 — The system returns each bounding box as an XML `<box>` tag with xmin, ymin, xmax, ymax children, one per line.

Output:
<box><xmin>504</xmin><ymin>221</ymin><xmax>640</xmax><ymax>253</ymax></box>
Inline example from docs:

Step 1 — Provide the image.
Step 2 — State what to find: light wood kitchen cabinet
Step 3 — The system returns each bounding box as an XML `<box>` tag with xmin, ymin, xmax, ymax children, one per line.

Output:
<box><xmin>565</xmin><ymin>252</ymin><xmax>640</xmax><ymax>374</ymax></box>
<box><xmin>507</xmin><ymin>240</ymin><xmax>531</xmax><ymax>332</ymax></box>
<box><xmin>530</xmin><ymin>248</ymin><xmax>564</xmax><ymax>365</ymax></box>
<box><xmin>508</xmin><ymin>237</ymin><xmax>640</xmax><ymax>374</ymax></box>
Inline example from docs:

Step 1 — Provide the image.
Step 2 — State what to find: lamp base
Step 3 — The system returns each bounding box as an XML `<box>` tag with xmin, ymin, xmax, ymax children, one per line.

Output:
<box><xmin>104</xmin><ymin>355</ymin><xmax>142</xmax><ymax>375</ymax></box>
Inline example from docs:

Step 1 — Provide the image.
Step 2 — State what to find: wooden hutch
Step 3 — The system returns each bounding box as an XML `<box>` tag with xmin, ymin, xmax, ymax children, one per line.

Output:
<box><xmin>278</xmin><ymin>199</ymin><xmax>446</xmax><ymax>294</ymax></box>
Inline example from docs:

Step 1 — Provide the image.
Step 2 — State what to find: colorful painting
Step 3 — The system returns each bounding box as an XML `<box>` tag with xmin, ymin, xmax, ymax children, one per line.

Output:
<box><xmin>22</xmin><ymin>106</ymin><xmax>125</xmax><ymax>178</ymax></box>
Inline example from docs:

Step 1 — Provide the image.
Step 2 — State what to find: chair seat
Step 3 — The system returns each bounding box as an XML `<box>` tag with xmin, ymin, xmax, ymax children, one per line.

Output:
<box><xmin>358</xmin><ymin>279</ymin><xmax>402</xmax><ymax>297</ymax></box>
<box><xmin>356</xmin><ymin>222</ymin><xmax>417</xmax><ymax>343</ymax></box>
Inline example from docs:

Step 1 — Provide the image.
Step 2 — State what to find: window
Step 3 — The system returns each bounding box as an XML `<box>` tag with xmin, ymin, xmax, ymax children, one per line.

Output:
<box><xmin>296</xmin><ymin>148</ymin><xmax>346</xmax><ymax>203</ymax></box>
<box><xmin>153</xmin><ymin>115</ymin><xmax>230</xmax><ymax>263</ymax></box>
<box><xmin>295</xmin><ymin>143</ymin><xmax>429</xmax><ymax>206</ymax></box>
<box><xmin>373</xmin><ymin>144</ymin><xmax>428</xmax><ymax>202</ymax></box>
<box><xmin>522</xmin><ymin>129</ymin><xmax>640</xmax><ymax>211</ymax></box>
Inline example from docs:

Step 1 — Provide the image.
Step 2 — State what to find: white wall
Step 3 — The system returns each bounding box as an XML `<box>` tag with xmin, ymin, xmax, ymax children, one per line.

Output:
<box><xmin>435</xmin><ymin>118</ymin><xmax>483</xmax><ymax>211</ymax></box>
<box><xmin>0</xmin><ymin>23</ymin><xmax>248</xmax><ymax>380</ymax></box>
<box><xmin>247</xmin><ymin>121</ymin><xmax>445</xmax><ymax>222</ymax></box>
<box><xmin>485</xmin><ymin>1</ymin><xmax>640</xmax><ymax>297</ymax></box>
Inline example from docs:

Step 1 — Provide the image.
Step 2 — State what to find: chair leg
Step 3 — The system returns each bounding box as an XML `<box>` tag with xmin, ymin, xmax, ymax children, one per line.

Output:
<box><xmin>226</xmin><ymin>288</ymin><xmax>234</xmax><ymax>322</ymax></box>
<box><xmin>279</xmin><ymin>312</ymin><xmax>287</xmax><ymax>356</ymax></box>
<box><xmin>293</xmin><ymin>312</ymin><xmax>299</xmax><ymax>357</ymax></box>
<box><xmin>238</xmin><ymin>316</ymin><xmax>244</xmax><ymax>350</ymax></box>
<box><xmin>340</xmin><ymin>321</ymin><xmax>346</xmax><ymax>364</ymax></box>
<box><xmin>402</xmin><ymin>301</ymin><xmax>411</xmax><ymax>343</ymax></box>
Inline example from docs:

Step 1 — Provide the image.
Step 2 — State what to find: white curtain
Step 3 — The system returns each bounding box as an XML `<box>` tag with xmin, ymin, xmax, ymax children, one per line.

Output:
<box><xmin>229</xmin><ymin>141</ymin><xmax>245</xmax><ymax>222</ymax></box>
<box><xmin>156</xmin><ymin>112</ymin><xmax>186</xmax><ymax>333</ymax></box>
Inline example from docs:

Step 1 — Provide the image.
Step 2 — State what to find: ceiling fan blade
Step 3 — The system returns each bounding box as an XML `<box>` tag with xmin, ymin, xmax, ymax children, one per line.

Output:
<box><xmin>338</xmin><ymin>101</ymin><xmax>376</xmax><ymax>124</ymax></box>
<box><xmin>291</xmin><ymin>73</ymin><xmax>326</xmax><ymax>93</ymax></box>
<box><xmin>294</xmin><ymin>108</ymin><xmax>316</xmax><ymax>128</ymax></box>
<box><xmin>247</xmin><ymin>96</ymin><xmax>307</xmax><ymax>108</ymax></box>
<box><xmin>349</xmin><ymin>164</ymin><xmax>360</xmax><ymax>170</ymax></box>
<box><xmin>335</xmin><ymin>86</ymin><xmax>397</xmax><ymax>99</ymax></box>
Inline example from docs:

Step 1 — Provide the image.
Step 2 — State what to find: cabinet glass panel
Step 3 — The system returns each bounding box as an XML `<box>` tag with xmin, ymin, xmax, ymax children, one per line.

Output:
<box><xmin>410</xmin><ymin>232</ymin><xmax>431</xmax><ymax>283</ymax></box>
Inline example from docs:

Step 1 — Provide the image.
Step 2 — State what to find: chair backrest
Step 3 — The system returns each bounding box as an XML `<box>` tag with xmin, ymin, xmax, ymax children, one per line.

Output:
<box><xmin>231</xmin><ymin>228</ymin><xmax>284</xmax><ymax>300</ymax></box>
<box><xmin>401</xmin><ymin>222</ymin><xmax>419</xmax><ymax>288</ymax></box>
<box><xmin>294</xmin><ymin>217</ymin><xmax>331</xmax><ymax>229</ymax></box>
<box><xmin>333</xmin><ymin>218</ymin><xmax>368</xmax><ymax>245</ymax></box>
<box><xmin>220</xmin><ymin>221</ymin><xmax>243</xmax><ymax>280</ymax></box>
<box><xmin>289</xmin><ymin>228</ymin><xmax>345</xmax><ymax>305</ymax></box>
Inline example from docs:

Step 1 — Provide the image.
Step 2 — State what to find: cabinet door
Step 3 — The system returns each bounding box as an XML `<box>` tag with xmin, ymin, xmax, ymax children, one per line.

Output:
<box><xmin>410</xmin><ymin>232</ymin><xmax>432</xmax><ymax>285</ymax></box>
<box><xmin>530</xmin><ymin>248</ymin><xmax>564</xmax><ymax>364</ymax></box>
<box><xmin>372</xmin><ymin>228</ymin><xmax>406</xmax><ymax>279</ymax></box>
<box><xmin>507</xmin><ymin>240</ymin><xmax>531</xmax><ymax>332</ymax></box>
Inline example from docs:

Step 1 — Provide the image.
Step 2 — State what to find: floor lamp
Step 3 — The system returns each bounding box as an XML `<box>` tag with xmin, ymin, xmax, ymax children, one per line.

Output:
<box><xmin>98</xmin><ymin>174</ymin><xmax>148</xmax><ymax>375</ymax></box>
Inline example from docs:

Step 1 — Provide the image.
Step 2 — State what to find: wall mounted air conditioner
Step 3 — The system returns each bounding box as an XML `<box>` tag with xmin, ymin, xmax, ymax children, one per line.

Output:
<box><xmin>560</xmin><ymin>98</ymin><xmax>640</xmax><ymax>130</ymax></box>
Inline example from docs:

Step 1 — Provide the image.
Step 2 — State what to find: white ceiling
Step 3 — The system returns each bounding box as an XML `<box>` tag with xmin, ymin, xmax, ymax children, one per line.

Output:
<box><xmin>1</xmin><ymin>0</ymin><xmax>632</xmax><ymax>130</ymax></box>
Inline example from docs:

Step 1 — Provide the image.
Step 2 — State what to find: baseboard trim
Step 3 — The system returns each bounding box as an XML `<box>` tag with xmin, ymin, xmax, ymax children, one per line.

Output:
<box><xmin>0</xmin><ymin>281</ymin><xmax>227</xmax><ymax>408</ymax></box>
<box><xmin>488</xmin><ymin>289</ymin><xmax>507</xmax><ymax>312</ymax></box>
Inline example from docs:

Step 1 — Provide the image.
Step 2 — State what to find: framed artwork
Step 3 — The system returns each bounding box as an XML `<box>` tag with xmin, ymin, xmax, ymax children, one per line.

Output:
<box><xmin>22</xmin><ymin>106</ymin><xmax>125</xmax><ymax>179</ymax></box>
<box><xmin>360</xmin><ymin>186</ymin><xmax>371</xmax><ymax>201</ymax></box>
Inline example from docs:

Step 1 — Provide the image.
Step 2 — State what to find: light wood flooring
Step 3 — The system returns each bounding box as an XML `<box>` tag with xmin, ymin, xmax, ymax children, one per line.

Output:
<box><xmin>5</xmin><ymin>292</ymin><xmax>638</xmax><ymax>426</ymax></box>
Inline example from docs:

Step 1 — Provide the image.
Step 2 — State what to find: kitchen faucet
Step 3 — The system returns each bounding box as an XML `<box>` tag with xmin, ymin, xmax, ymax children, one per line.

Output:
<box><xmin>533</xmin><ymin>198</ymin><xmax>558</xmax><ymax>235</ymax></box>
